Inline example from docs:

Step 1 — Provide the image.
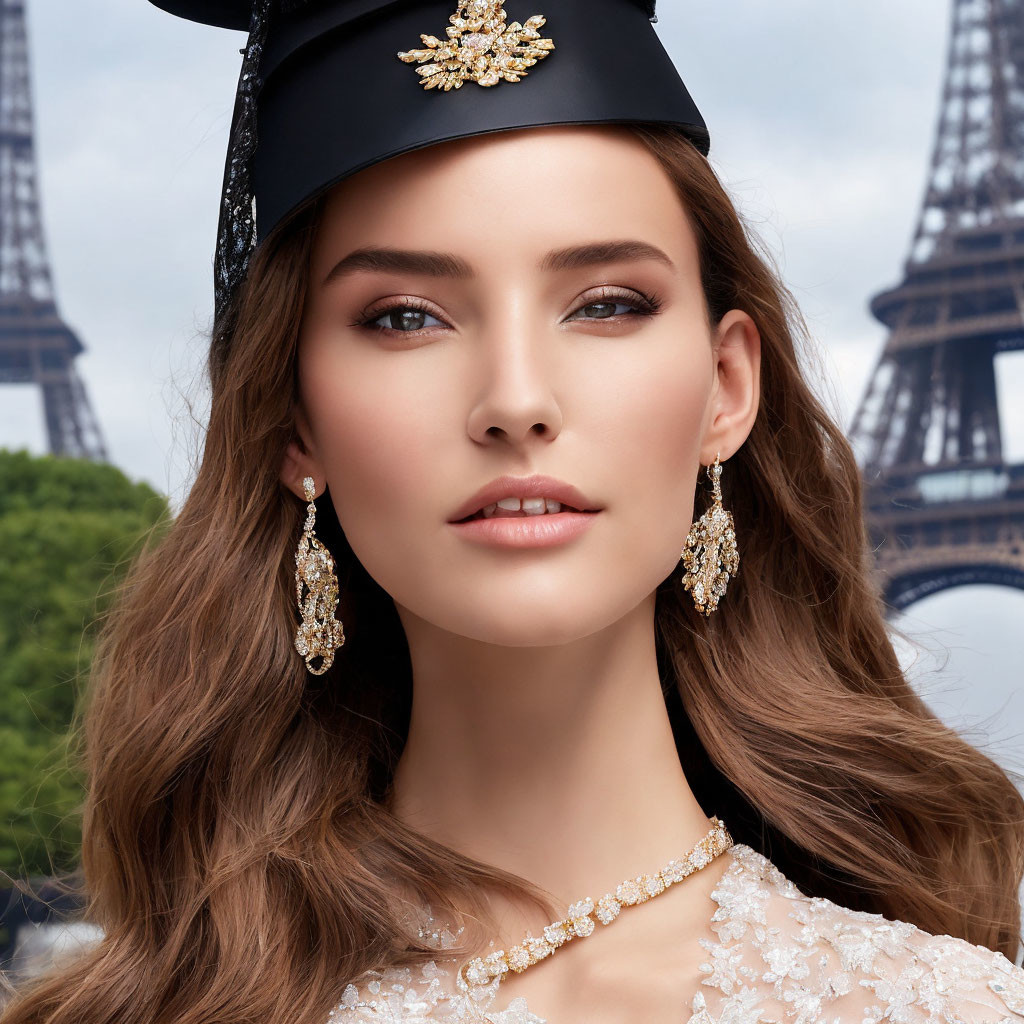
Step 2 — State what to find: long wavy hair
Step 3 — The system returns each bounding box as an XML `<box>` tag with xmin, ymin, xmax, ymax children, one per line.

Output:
<box><xmin>4</xmin><ymin>124</ymin><xmax>1023</xmax><ymax>1023</ymax></box>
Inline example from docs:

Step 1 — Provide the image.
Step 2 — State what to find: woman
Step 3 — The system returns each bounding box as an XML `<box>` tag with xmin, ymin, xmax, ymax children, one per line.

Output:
<box><xmin>3</xmin><ymin>2</ymin><xmax>1023</xmax><ymax>1023</ymax></box>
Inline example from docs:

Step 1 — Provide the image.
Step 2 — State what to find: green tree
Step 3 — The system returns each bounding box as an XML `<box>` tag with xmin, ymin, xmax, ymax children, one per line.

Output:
<box><xmin>0</xmin><ymin>447</ymin><xmax>172</xmax><ymax>880</ymax></box>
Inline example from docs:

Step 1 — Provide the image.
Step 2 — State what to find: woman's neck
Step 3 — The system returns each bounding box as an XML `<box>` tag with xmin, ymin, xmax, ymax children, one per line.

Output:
<box><xmin>388</xmin><ymin>592</ymin><xmax>715</xmax><ymax>919</ymax></box>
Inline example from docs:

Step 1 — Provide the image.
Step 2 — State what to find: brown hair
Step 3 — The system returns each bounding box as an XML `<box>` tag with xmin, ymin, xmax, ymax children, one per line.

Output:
<box><xmin>4</xmin><ymin>124</ymin><xmax>1022</xmax><ymax>1024</ymax></box>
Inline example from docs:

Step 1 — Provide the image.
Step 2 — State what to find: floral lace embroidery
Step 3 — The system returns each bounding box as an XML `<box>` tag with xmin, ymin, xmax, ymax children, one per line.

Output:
<box><xmin>327</xmin><ymin>842</ymin><xmax>1024</xmax><ymax>1023</ymax></box>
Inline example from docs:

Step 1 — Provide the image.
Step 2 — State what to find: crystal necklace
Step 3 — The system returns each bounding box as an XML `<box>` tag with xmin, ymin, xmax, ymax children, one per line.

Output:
<box><xmin>455</xmin><ymin>816</ymin><xmax>734</xmax><ymax>992</ymax></box>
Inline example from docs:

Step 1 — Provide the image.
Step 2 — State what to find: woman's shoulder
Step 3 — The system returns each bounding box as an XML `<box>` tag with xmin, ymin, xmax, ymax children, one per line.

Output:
<box><xmin>326</xmin><ymin>904</ymin><xmax>475</xmax><ymax>1024</ymax></box>
<box><xmin>328</xmin><ymin>960</ymin><xmax>470</xmax><ymax>1024</ymax></box>
<box><xmin>694</xmin><ymin>841</ymin><xmax>1024</xmax><ymax>1023</ymax></box>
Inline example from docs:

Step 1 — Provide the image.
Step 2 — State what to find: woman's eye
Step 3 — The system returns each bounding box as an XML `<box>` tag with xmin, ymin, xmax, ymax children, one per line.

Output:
<box><xmin>568</xmin><ymin>298</ymin><xmax>648</xmax><ymax>321</ymax></box>
<box><xmin>566</xmin><ymin>288</ymin><xmax>662</xmax><ymax>322</ymax></box>
<box><xmin>358</xmin><ymin>304</ymin><xmax>446</xmax><ymax>333</ymax></box>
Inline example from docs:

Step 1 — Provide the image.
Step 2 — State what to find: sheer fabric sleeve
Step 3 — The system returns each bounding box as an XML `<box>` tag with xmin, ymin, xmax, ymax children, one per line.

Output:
<box><xmin>691</xmin><ymin>843</ymin><xmax>1024</xmax><ymax>1024</ymax></box>
<box><xmin>328</xmin><ymin>961</ymin><xmax>472</xmax><ymax>1024</ymax></box>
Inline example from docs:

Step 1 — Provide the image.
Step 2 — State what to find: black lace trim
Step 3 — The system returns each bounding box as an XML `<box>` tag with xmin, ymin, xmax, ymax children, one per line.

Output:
<box><xmin>214</xmin><ymin>0</ymin><xmax>275</xmax><ymax>326</ymax></box>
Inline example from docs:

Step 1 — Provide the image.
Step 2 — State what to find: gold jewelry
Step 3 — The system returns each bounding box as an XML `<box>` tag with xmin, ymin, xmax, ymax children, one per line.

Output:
<box><xmin>293</xmin><ymin>476</ymin><xmax>346</xmax><ymax>675</ymax></box>
<box><xmin>397</xmin><ymin>1</ymin><xmax>554</xmax><ymax>91</ymax></box>
<box><xmin>456</xmin><ymin>817</ymin><xmax>733</xmax><ymax>992</ymax></box>
<box><xmin>680</xmin><ymin>452</ymin><xmax>739</xmax><ymax>616</ymax></box>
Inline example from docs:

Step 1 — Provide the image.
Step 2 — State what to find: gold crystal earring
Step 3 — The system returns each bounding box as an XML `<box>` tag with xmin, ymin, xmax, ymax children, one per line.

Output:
<box><xmin>680</xmin><ymin>452</ymin><xmax>739</xmax><ymax>616</ymax></box>
<box><xmin>293</xmin><ymin>476</ymin><xmax>346</xmax><ymax>675</ymax></box>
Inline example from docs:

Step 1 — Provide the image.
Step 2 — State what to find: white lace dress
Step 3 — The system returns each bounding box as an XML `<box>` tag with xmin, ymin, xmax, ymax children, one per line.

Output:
<box><xmin>326</xmin><ymin>842</ymin><xmax>1024</xmax><ymax>1024</ymax></box>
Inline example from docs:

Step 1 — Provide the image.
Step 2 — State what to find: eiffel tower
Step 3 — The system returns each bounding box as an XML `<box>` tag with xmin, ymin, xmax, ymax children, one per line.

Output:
<box><xmin>0</xmin><ymin>0</ymin><xmax>106</xmax><ymax>461</ymax></box>
<box><xmin>850</xmin><ymin>0</ymin><xmax>1024</xmax><ymax>611</ymax></box>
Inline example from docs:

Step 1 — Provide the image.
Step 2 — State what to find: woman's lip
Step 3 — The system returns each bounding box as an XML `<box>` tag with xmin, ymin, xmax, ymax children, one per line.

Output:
<box><xmin>448</xmin><ymin>475</ymin><xmax>599</xmax><ymax>523</ymax></box>
<box><xmin>454</xmin><ymin>505</ymin><xmax>584</xmax><ymax>524</ymax></box>
<box><xmin>448</xmin><ymin>510</ymin><xmax>599</xmax><ymax>548</ymax></box>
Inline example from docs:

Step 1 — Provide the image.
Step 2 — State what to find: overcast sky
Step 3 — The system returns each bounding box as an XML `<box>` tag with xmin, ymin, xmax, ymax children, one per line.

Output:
<box><xmin>1</xmin><ymin>0</ymin><xmax>1021</xmax><ymax>780</ymax></box>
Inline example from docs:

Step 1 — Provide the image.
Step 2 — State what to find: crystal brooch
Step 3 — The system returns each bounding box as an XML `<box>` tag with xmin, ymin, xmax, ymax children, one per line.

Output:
<box><xmin>397</xmin><ymin>0</ymin><xmax>554</xmax><ymax>90</ymax></box>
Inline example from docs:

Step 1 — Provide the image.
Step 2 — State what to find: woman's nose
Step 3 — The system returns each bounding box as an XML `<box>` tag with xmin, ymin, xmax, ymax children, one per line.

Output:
<box><xmin>464</xmin><ymin>314</ymin><xmax>565</xmax><ymax>446</ymax></box>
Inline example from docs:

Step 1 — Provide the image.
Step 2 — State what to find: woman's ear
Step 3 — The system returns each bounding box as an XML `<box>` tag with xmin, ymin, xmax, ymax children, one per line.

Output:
<box><xmin>279</xmin><ymin>402</ymin><xmax>327</xmax><ymax>500</ymax></box>
<box><xmin>701</xmin><ymin>308</ymin><xmax>761</xmax><ymax>464</ymax></box>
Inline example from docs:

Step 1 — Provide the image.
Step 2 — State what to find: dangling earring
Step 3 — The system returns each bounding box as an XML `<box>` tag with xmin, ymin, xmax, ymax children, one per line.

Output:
<box><xmin>680</xmin><ymin>452</ymin><xmax>739</xmax><ymax>616</ymax></box>
<box><xmin>293</xmin><ymin>475</ymin><xmax>346</xmax><ymax>674</ymax></box>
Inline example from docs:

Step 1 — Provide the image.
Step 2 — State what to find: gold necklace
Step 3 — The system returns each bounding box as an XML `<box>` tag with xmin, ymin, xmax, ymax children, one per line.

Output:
<box><xmin>456</xmin><ymin>816</ymin><xmax>734</xmax><ymax>992</ymax></box>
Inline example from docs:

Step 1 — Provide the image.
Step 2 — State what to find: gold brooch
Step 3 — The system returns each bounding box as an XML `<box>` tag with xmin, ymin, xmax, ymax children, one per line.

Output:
<box><xmin>397</xmin><ymin>0</ymin><xmax>554</xmax><ymax>90</ymax></box>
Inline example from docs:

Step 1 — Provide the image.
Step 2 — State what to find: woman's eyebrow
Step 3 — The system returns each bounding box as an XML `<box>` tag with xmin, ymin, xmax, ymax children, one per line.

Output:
<box><xmin>321</xmin><ymin>239</ymin><xmax>674</xmax><ymax>286</ymax></box>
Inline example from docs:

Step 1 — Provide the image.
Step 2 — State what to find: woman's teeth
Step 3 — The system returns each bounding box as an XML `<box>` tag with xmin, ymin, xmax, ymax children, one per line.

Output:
<box><xmin>478</xmin><ymin>497</ymin><xmax>574</xmax><ymax>518</ymax></box>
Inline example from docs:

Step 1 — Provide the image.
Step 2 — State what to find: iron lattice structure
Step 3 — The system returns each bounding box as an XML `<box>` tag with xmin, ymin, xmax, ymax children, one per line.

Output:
<box><xmin>849</xmin><ymin>0</ymin><xmax>1024</xmax><ymax>611</ymax></box>
<box><xmin>0</xmin><ymin>0</ymin><xmax>106</xmax><ymax>460</ymax></box>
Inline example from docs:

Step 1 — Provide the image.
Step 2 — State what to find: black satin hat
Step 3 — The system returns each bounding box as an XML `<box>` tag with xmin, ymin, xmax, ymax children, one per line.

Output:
<box><xmin>146</xmin><ymin>0</ymin><xmax>710</xmax><ymax>322</ymax></box>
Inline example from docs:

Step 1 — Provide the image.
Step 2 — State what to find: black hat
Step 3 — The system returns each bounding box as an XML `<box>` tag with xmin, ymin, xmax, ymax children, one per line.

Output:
<box><xmin>147</xmin><ymin>0</ymin><xmax>710</xmax><ymax>323</ymax></box>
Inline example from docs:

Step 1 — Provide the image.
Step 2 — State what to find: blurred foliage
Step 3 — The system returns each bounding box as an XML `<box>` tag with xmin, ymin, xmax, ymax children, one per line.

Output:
<box><xmin>0</xmin><ymin>727</ymin><xmax>82</xmax><ymax>878</ymax></box>
<box><xmin>0</xmin><ymin>447</ymin><xmax>172</xmax><ymax>881</ymax></box>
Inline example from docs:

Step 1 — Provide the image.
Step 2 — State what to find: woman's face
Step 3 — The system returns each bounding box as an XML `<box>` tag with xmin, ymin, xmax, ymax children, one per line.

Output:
<box><xmin>284</xmin><ymin>125</ymin><xmax>759</xmax><ymax>646</ymax></box>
